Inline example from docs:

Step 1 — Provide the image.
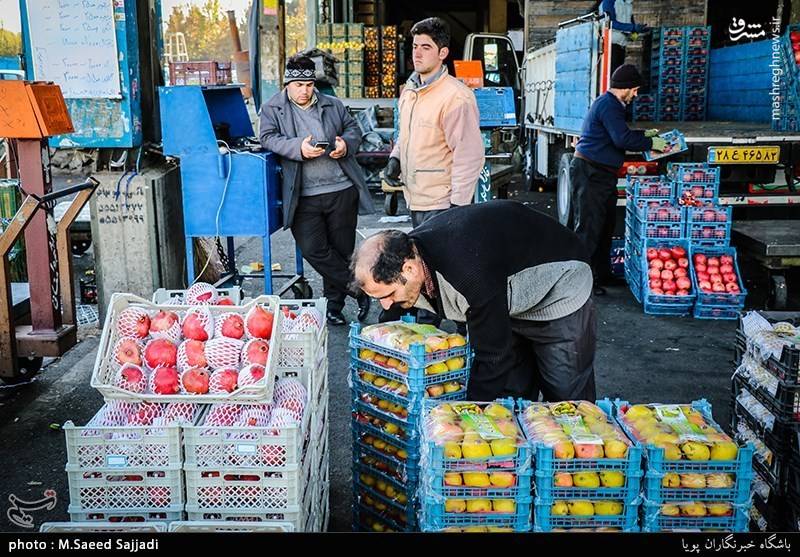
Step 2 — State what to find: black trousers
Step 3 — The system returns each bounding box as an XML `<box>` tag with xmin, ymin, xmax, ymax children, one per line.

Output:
<box><xmin>501</xmin><ymin>297</ymin><xmax>598</xmax><ymax>402</ymax></box>
<box><xmin>291</xmin><ymin>186</ymin><xmax>359</xmax><ymax>312</ymax></box>
<box><xmin>570</xmin><ymin>156</ymin><xmax>618</xmax><ymax>283</ymax></box>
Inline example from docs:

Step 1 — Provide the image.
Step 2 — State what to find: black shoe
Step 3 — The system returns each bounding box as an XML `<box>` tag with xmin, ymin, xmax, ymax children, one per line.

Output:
<box><xmin>593</xmin><ymin>286</ymin><xmax>607</xmax><ymax>296</ymax></box>
<box><xmin>357</xmin><ymin>293</ymin><xmax>371</xmax><ymax>322</ymax></box>
<box><xmin>326</xmin><ymin>309</ymin><xmax>347</xmax><ymax>326</ymax></box>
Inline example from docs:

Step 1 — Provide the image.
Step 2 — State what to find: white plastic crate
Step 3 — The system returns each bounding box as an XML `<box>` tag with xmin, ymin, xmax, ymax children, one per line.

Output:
<box><xmin>182</xmin><ymin>387</ymin><xmax>313</xmax><ymax>469</ymax></box>
<box><xmin>151</xmin><ymin>286</ymin><xmax>243</xmax><ymax>305</ymax></box>
<box><xmin>69</xmin><ymin>510</ymin><xmax>183</xmax><ymax>522</ymax></box>
<box><xmin>278</xmin><ymin>299</ymin><xmax>327</xmax><ymax>371</ymax></box>
<box><xmin>184</xmin><ymin>466</ymin><xmax>304</xmax><ymax>513</ymax></box>
<box><xmin>66</xmin><ymin>466</ymin><xmax>184</xmax><ymax>516</ymax></box>
<box><xmin>91</xmin><ymin>293</ymin><xmax>283</xmax><ymax>404</ymax></box>
<box><xmin>40</xmin><ymin>521</ymin><xmax>168</xmax><ymax>532</ymax></box>
<box><xmin>64</xmin><ymin>402</ymin><xmax>194</xmax><ymax>470</ymax></box>
<box><xmin>167</xmin><ymin>520</ymin><xmax>295</xmax><ymax>532</ymax></box>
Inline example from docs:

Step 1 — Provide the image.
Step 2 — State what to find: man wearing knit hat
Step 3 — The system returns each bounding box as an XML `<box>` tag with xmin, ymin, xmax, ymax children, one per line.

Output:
<box><xmin>569</xmin><ymin>64</ymin><xmax>667</xmax><ymax>296</ymax></box>
<box><xmin>259</xmin><ymin>54</ymin><xmax>374</xmax><ymax>325</ymax></box>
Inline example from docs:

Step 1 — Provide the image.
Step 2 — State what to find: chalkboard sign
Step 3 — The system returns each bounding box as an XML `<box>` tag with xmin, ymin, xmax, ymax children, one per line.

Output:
<box><xmin>25</xmin><ymin>0</ymin><xmax>121</xmax><ymax>99</ymax></box>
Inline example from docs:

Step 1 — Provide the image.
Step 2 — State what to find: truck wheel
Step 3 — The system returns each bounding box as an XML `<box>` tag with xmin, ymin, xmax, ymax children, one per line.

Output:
<box><xmin>557</xmin><ymin>153</ymin><xmax>574</xmax><ymax>227</ymax></box>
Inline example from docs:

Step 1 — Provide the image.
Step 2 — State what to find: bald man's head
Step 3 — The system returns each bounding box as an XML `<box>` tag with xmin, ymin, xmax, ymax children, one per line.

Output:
<box><xmin>350</xmin><ymin>230</ymin><xmax>425</xmax><ymax>311</ymax></box>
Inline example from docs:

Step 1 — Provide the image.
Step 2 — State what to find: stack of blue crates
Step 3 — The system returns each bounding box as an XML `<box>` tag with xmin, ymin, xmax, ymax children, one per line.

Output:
<box><xmin>613</xmin><ymin>399</ymin><xmax>754</xmax><ymax>532</ymax></box>
<box><xmin>418</xmin><ymin>398</ymin><xmax>532</xmax><ymax>532</ymax></box>
<box><xmin>349</xmin><ymin>319</ymin><xmax>471</xmax><ymax>532</ymax></box>
<box><xmin>683</xmin><ymin>27</ymin><xmax>711</xmax><ymax>121</ymax></box>
<box><xmin>518</xmin><ymin>399</ymin><xmax>643</xmax><ymax>532</ymax></box>
<box><xmin>635</xmin><ymin>27</ymin><xmax>711</xmax><ymax>122</ymax></box>
<box><xmin>774</xmin><ymin>24</ymin><xmax>800</xmax><ymax>132</ymax></box>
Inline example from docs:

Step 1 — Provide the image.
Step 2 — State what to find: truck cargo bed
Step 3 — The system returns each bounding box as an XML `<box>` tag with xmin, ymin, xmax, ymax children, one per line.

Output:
<box><xmin>635</xmin><ymin>121</ymin><xmax>800</xmax><ymax>143</ymax></box>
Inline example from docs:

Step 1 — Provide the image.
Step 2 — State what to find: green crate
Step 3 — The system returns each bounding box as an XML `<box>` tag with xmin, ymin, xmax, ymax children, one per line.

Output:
<box><xmin>346</xmin><ymin>60</ymin><xmax>364</xmax><ymax>73</ymax></box>
<box><xmin>347</xmin><ymin>23</ymin><xmax>365</xmax><ymax>39</ymax></box>
<box><xmin>347</xmin><ymin>48</ymin><xmax>364</xmax><ymax>61</ymax></box>
<box><xmin>347</xmin><ymin>74</ymin><xmax>364</xmax><ymax>88</ymax></box>
<box><xmin>349</xmin><ymin>86</ymin><xmax>364</xmax><ymax>99</ymax></box>
<box><xmin>316</xmin><ymin>23</ymin><xmax>331</xmax><ymax>39</ymax></box>
<box><xmin>331</xmin><ymin>23</ymin><xmax>347</xmax><ymax>37</ymax></box>
<box><xmin>334</xmin><ymin>86</ymin><xmax>349</xmax><ymax>98</ymax></box>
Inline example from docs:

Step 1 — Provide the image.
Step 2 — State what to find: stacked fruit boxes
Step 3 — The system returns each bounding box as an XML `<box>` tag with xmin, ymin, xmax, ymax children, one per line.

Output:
<box><xmin>364</xmin><ymin>26</ymin><xmax>381</xmax><ymax>99</ymax></box>
<box><xmin>380</xmin><ymin>26</ymin><xmax>398</xmax><ymax>98</ymax></box>
<box><xmin>67</xmin><ymin>287</ymin><xmax>329</xmax><ymax>530</ymax></box>
<box><xmin>418</xmin><ymin>399</ymin><xmax>532</xmax><ymax>532</ymax></box>
<box><xmin>350</xmin><ymin>319</ymin><xmax>471</xmax><ymax>532</ymax></box>
<box><xmin>615</xmin><ymin>399</ymin><xmax>754</xmax><ymax>532</ymax></box>
<box><xmin>346</xmin><ymin>23</ymin><xmax>365</xmax><ymax>99</ymax></box>
<box><xmin>651</xmin><ymin>27</ymin><xmax>686</xmax><ymax>121</ymax></box>
<box><xmin>775</xmin><ymin>25</ymin><xmax>800</xmax><ymax>131</ymax></box>
<box><xmin>518</xmin><ymin>400</ymin><xmax>642</xmax><ymax>532</ymax></box>
<box><xmin>632</xmin><ymin>94</ymin><xmax>656</xmax><ymax>122</ymax></box>
<box><xmin>683</xmin><ymin>27</ymin><xmax>711</xmax><ymax>121</ymax></box>
<box><xmin>731</xmin><ymin>311</ymin><xmax>800</xmax><ymax>531</ymax></box>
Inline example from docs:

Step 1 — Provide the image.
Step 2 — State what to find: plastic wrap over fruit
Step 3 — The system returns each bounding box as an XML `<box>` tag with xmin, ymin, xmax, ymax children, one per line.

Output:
<box><xmin>548</xmin><ymin>500</ymin><xmax>627</xmax><ymax>518</ymax></box>
<box><xmin>619</xmin><ymin>403</ymin><xmax>739</xmax><ymax>461</ymax></box>
<box><xmin>520</xmin><ymin>401</ymin><xmax>631</xmax><ymax>460</ymax></box>
<box><xmin>360</xmin><ymin>321</ymin><xmax>467</xmax><ymax>354</ymax></box>
<box><xmin>655</xmin><ymin>501</ymin><xmax>740</xmax><ymax>519</ymax></box>
<box><xmin>355</xmin><ymin>369</ymin><xmax>411</xmax><ymax>397</ymax></box>
<box><xmin>354</xmin><ymin>430</ymin><xmax>411</xmax><ymax>467</ymax></box>
<box><xmin>423</xmin><ymin>401</ymin><xmax>525</xmax><ymax>460</ymax></box>
<box><xmin>356</xmin><ymin>470</ymin><xmax>410</xmax><ymax>508</ymax></box>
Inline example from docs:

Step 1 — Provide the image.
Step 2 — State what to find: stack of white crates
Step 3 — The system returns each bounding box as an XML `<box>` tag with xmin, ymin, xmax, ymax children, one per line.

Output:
<box><xmin>47</xmin><ymin>286</ymin><xmax>329</xmax><ymax>533</ymax></box>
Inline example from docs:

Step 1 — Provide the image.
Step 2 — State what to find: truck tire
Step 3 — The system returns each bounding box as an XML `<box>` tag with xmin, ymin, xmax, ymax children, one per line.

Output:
<box><xmin>557</xmin><ymin>152</ymin><xmax>574</xmax><ymax>227</ymax></box>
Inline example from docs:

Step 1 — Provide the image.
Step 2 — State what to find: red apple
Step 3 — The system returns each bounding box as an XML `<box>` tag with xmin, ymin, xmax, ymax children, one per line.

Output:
<box><xmin>723</xmin><ymin>273</ymin><xmax>737</xmax><ymax>284</ymax></box>
<box><xmin>720</xmin><ymin>255</ymin><xmax>734</xmax><ymax>266</ymax></box>
<box><xmin>727</xmin><ymin>283</ymin><xmax>741</xmax><ymax>293</ymax></box>
<box><xmin>699</xmin><ymin>280</ymin><xmax>712</xmax><ymax>290</ymax></box>
<box><xmin>707</xmin><ymin>257</ymin><xmax>720</xmax><ymax>267</ymax></box>
<box><xmin>676</xmin><ymin>277</ymin><xmax>692</xmax><ymax>290</ymax></box>
<box><xmin>670</xmin><ymin>246</ymin><xmax>686</xmax><ymax>259</ymax></box>
<box><xmin>649</xmin><ymin>268</ymin><xmax>662</xmax><ymax>279</ymax></box>
<box><xmin>712</xmin><ymin>283</ymin><xmax>726</xmax><ymax>292</ymax></box>
<box><xmin>694</xmin><ymin>254</ymin><xmax>707</xmax><ymax>266</ymax></box>
<box><xmin>661</xmin><ymin>270</ymin><xmax>675</xmax><ymax>281</ymax></box>
<box><xmin>663</xmin><ymin>279</ymin><xmax>677</xmax><ymax>292</ymax></box>
<box><xmin>650</xmin><ymin>259</ymin><xmax>665</xmax><ymax>270</ymax></box>
<box><xmin>674</xmin><ymin>268</ymin><xmax>688</xmax><ymax>278</ymax></box>
<box><xmin>664</xmin><ymin>260</ymin><xmax>678</xmax><ymax>271</ymax></box>
<box><xmin>710</xmin><ymin>274</ymin><xmax>723</xmax><ymax>284</ymax></box>
<box><xmin>695</xmin><ymin>263</ymin><xmax>707</xmax><ymax>273</ymax></box>
<box><xmin>678</xmin><ymin>258</ymin><xmax>689</xmax><ymax>269</ymax></box>
<box><xmin>650</xmin><ymin>279</ymin><xmax>663</xmax><ymax>290</ymax></box>
<box><xmin>697</xmin><ymin>271</ymin><xmax>710</xmax><ymax>282</ymax></box>
<box><xmin>719</xmin><ymin>264</ymin><xmax>734</xmax><ymax>275</ymax></box>
<box><xmin>647</xmin><ymin>248</ymin><xmax>659</xmax><ymax>261</ymax></box>
<box><xmin>659</xmin><ymin>249</ymin><xmax>672</xmax><ymax>261</ymax></box>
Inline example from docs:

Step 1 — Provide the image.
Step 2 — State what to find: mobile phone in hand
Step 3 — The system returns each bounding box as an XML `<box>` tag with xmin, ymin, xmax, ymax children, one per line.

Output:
<box><xmin>313</xmin><ymin>141</ymin><xmax>330</xmax><ymax>149</ymax></box>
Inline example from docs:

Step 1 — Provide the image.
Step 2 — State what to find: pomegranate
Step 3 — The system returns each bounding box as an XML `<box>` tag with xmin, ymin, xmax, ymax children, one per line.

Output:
<box><xmin>676</xmin><ymin>277</ymin><xmax>692</xmax><ymax>291</ymax></box>
<box><xmin>712</xmin><ymin>283</ymin><xmax>726</xmax><ymax>293</ymax></box>
<box><xmin>719</xmin><ymin>264</ymin><xmax>734</xmax><ymax>275</ymax></box>
<box><xmin>118</xmin><ymin>364</ymin><xmax>146</xmax><ymax>393</ymax></box>
<box><xmin>238</xmin><ymin>364</ymin><xmax>266</xmax><ymax>387</ymax></box>
<box><xmin>217</xmin><ymin>297</ymin><xmax>235</xmax><ymax>306</ymax></box>
<box><xmin>658</xmin><ymin>249</ymin><xmax>672</xmax><ymax>261</ymax></box>
<box><xmin>210</xmin><ymin>368</ymin><xmax>239</xmax><ymax>393</ymax></box>
<box><xmin>650</xmin><ymin>279</ymin><xmax>663</xmax><ymax>290</ymax></box>
<box><xmin>674</xmin><ymin>268</ymin><xmax>688</xmax><ymax>279</ymax></box>
<box><xmin>182</xmin><ymin>310</ymin><xmax>211</xmax><ymax>341</ymax></box>
<box><xmin>219</xmin><ymin>314</ymin><xmax>245</xmax><ymax>339</ymax></box>
<box><xmin>697</xmin><ymin>271</ymin><xmax>710</xmax><ymax>282</ymax></box>
<box><xmin>149</xmin><ymin>311</ymin><xmax>179</xmax><ymax>335</ymax></box>
<box><xmin>152</xmin><ymin>366</ymin><xmax>180</xmax><ymax>395</ymax></box>
<box><xmin>720</xmin><ymin>255</ymin><xmax>734</xmax><ymax>266</ymax></box>
<box><xmin>661</xmin><ymin>270</ymin><xmax>674</xmax><ymax>281</ymax></box>
<box><xmin>664</xmin><ymin>260</ymin><xmax>678</xmax><ymax>271</ymax></box>
<box><xmin>678</xmin><ymin>258</ymin><xmax>689</xmax><ymax>269</ymax></box>
<box><xmin>117</xmin><ymin>308</ymin><xmax>150</xmax><ymax>339</ymax></box>
<box><xmin>144</xmin><ymin>339</ymin><xmax>178</xmax><ymax>369</ymax></box>
<box><xmin>244</xmin><ymin>339</ymin><xmax>270</xmax><ymax>366</ymax></box>
<box><xmin>245</xmin><ymin>305</ymin><xmax>274</xmax><ymax>339</ymax></box>
<box><xmin>707</xmin><ymin>257</ymin><xmax>720</xmax><ymax>267</ymax></box>
<box><xmin>663</xmin><ymin>279</ymin><xmax>677</xmax><ymax>292</ymax></box>
<box><xmin>649</xmin><ymin>268</ymin><xmax>661</xmax><ymax>279</ymax></box>
<box><xmin>723</xmin><ymin>273</ymin><xmax>737</xmax><ymax>284</ymax></box>
<box><xmin>182</xmin><ymin>368</ymin><xmax>210</xmax><ymax>394</ymax></box>
<box><xmin>181</xmin><ymin>340</ymin><xmax>207</xmax><ymax>369</ymax></box>
<box><xmin>650</xmin><ymin>259</ymin><xmax>665</xmax><ymax>270</ymax></box>
<box><xmin>694</xmin><ymin>254</ymin><xmax>707</xmax><ymax>266</ymax></box>
<box><xmin>670</xmin><ymin>246</ymin><xmax>686</xmax><ymax>259</ymax></box>
<box><xmin>115</xmin><ymin>339</ymin><xmax>143</xmax><ymax>366</ymax></box>
<box><xmin>710</xmin><ymin>274</ymin><xmax>723</xmax><ymax>284</ymax></box>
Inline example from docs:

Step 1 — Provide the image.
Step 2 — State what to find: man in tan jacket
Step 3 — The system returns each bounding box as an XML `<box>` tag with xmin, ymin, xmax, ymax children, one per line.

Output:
<box><xmin>383</xmin><ymin>17</ymin><xmax>485</xmax><ymax>228</ymax></box>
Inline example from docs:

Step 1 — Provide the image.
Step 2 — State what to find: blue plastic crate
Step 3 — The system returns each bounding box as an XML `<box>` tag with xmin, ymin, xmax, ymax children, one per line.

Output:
<box><xmin>668</xmin><ymin>162</ymin><xmax>721</xmax><ymax>184</ymax></box>
<box><xmin>626</xmin><ymin>176</ymin><xmax>675</xmax><ymax>200</ymax></box>
<box><xmin>689</xmin><ymin>246</ymin><xmax>747</xmax><ymax>319</ymax></box>
<box><xmin>353</xmin><ymin>499</ymin><xmax>416</xmax><ymax>532</ymax></box>
<box><xmin>422</xmin><ymin>468</ymin><xmax>533</xmax><ymax>500</ymax></box>
<box><xmin>658</xmin><ymin>84</ymin><xmax>683</xmax><ymax>96</ymax></box>
<box><xmin>474</xmin><ymin>87</ymin><xmax>516</xmax><ymax>127</ymax></box>
<box><xmin>419</xmin><ymin>496</ymin><xmax>532</xmax><ymax>531</ymax></box>
<box><xmin>641</xmin><ymin>501</ymin><xmax>749</xmax><ymax>532</ymax></box>
<box><xmin>613</xmin><ymin>399</ymin><xmax>756</xmax><ymax>477</ymax></box>
<box><xmin>352</xmin><ymin>386</ymin><xmax>424</xmax><ymax>430</ymax></box>
<box><xmin>351</xmin><ymin>363</ymin><xmax>469</xmax><ymax>408</ymax></box>
<box><xmin>642</xmin><ymin>469</ymin><xmax>754</xmax><ymax>505</ymax></box>
<box><xmin>640</xmin><ymin>239</ymin><xmax>695</xmax><ymax>315</ymax></box>
<box><xmin>349</xmin><ymin>320</ymin><xmax>471</xmax><ymax>366</ymax></box>
<box><xmin>420</xmin><ymin>398</ymin><xmax>533</xmax><ymax>473</ymax></box>
<box><xmin>631</xmin><ymin>200</ymin><xmax>684</xmax><ymax>224</ymax></box>
<box><xmin>685</xmin><ymin>221</ymin><xmax>731</xmax><ymax>247</ymax></box>
<box><xmin>517</xmin><ymin>399</ymin><xmax>643</xmax><ymax>502</ymax></box>
<box><xmin>533</xmin><ymin>500</ymin><xmax>640</xmax><ymax>532</ymax></box>
<box><xmin>625</xmin><ymin>264</ymin><xmax>644</xmax><ymax>304</ymax></box>
<box><xmin>353</xmin><ymin>474</ymin><xmax>418</xmax><ymax>527</ymax></box>
<box><xmin>353</xmin><ymin>401</ymin><xmax>422</xmax><ymax>449</ymax></box>
<box><xmin>352</xmin><ymin>438</ymin><xmax>420</xmax><ymax>485</ymax></box>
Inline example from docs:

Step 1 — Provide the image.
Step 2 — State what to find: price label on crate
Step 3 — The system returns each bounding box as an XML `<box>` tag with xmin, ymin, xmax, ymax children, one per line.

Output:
<box><xmin>654</xmin><ymin>405</ymin><xmax>708</xmax><ymax>442</ymax></box>
<box><xmin>236</xmin><ymin>444</ymin><xmax>258</xmax><ymax>456</ymax></box>
<box><xmin>553</xmin><ymin>415</ymin><xmax>603</xmax><ymax>445</ymax></box>
<box><xmin>106</xmin><ymin>455</ymin><xmax>128</xmax><ymax>468</ymax></box>
<box><xmin>453</xmin><ymin>403</ymin><xmax>505</xmax><ymax>440</ymax></box>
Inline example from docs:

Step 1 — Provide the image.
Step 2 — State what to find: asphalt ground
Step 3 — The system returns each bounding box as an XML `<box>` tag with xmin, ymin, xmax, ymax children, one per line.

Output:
<box><xmin>0</xmin><ymin>188</ymin><xmax>749</xmax><ymax>532</ymax></box>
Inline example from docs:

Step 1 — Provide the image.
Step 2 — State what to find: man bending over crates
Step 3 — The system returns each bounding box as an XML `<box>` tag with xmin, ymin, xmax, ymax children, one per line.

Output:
<box><xmin>350</xmin><ymin>200</ymin><xmax>597</xmax><ymax>402</ymax></box>
<box><xmin>569</xmin><ymin>64</ymin><xmax>667</xmax><ymax>296</ymax></box>
<box><xmin>260</xmin><ymin>54</ymin><xmax>374</xmax><ymax>326</ymax></box>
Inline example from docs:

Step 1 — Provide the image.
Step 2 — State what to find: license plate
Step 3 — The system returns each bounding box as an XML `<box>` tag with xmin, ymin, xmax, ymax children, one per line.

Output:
<box><xmin>707</xmin><ymin>146</ymin><xmax>780</xmax><ymax>164</ymax></box>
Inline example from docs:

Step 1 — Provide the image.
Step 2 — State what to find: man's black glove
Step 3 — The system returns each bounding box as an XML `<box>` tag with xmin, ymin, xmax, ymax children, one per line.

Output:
<box><xmin>382</xmin><ymin>156</ymin><xmax>402</xmax><ymax>187</ymax></box>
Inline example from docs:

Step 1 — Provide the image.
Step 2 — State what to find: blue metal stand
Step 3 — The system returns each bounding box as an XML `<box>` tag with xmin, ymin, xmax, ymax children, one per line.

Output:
<box><xmin>159</xmin><ymin>85</ymin><xmax>309</xmax><ymax>296</ymax></box>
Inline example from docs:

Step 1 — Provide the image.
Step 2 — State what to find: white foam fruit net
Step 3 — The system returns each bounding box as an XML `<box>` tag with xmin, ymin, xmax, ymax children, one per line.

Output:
<box><xmin>115</xmin><ymin>364</ymin><xmax>149</xmax><ymax>394</ymax></box>
<box><xmin>116</xmin><ymin>307</ymin><xmax>151</xmax><ymax>339</ymax></box>
<box><xmin>214</xmin><ymin>312</ymin><xmax>246</xmax><ymax>340</ymax></box>
<box><xmin>185</xmin><ymin>282</ymin><xmax>219</xmax><ymax>305</ymax></box>
<box><xmin>177</xmin><ymin>340</ymin><xmax>208</xmax><ymax>373</ymax></box>
<box><xmin>238</xmin><ymin>364</ymin><xmax>266</xmax><ymax>387</ymax></box>
<box><xmin>147</xmin><ymin>311</ymin><xmax>182</xmax><ymax>343</ymax></box>
<box><xmin>205</xmin><ymin>338</ymin><xmax>244</xmax><ymax>370</ymax></box>
<box><xmin>181</xmin><ymin>306</ymin><xmax>215</xmax><ymax>342</ymax></box>
<box><xmin>209</xmin><ymin>367</ymin><xmax>239</xmax><ymax>394</ymax></box>
<box><xmin>241</xmin><ymin>339</ymin><xmax>270</xmax><ymax>367</ymax></box>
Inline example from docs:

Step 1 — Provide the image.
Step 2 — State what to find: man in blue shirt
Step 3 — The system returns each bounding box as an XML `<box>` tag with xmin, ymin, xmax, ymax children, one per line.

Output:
<box><xmin>569</xmin><ymin>64</ymin><xmax>666</xmax><ymax>295</ymax></box>
<box><xmin>600</xmin><ymin>0</ymin><xmax>648</xmax><ymax>75</ymax></box>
